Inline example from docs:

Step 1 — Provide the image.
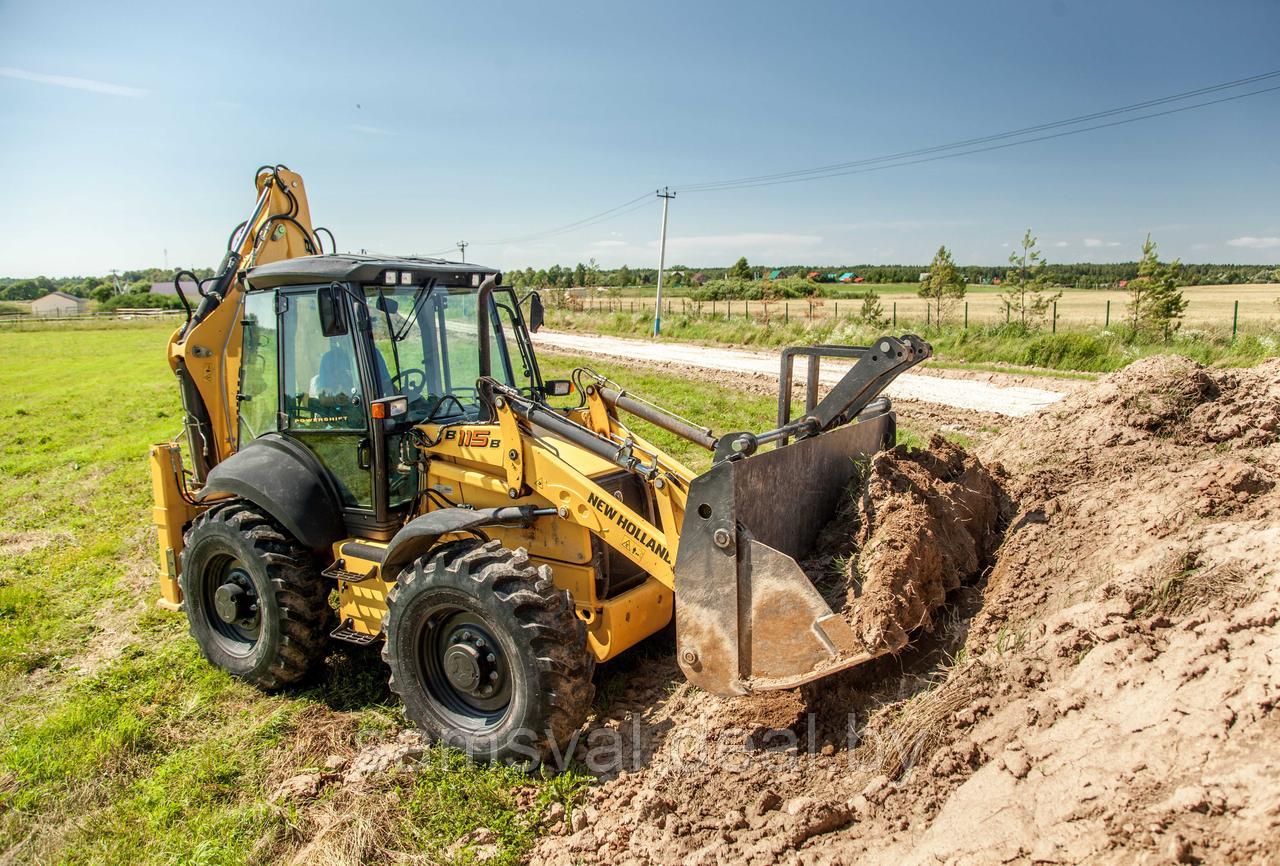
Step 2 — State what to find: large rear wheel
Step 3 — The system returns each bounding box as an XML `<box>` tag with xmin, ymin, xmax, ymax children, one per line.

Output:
<box><xmin>382</xmin><ymin>540</ymin><xmax>594</xmax><ymax>765</ymax></box>
<box><xmin>179</xmin><ymin>501</ymin><xmax>332</xmax><ymax>689</ymax></box>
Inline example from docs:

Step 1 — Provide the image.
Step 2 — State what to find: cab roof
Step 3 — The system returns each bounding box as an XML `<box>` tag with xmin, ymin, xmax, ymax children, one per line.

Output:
<box><xmin>245</xmin><ymin>254</ymin><xmax>501</xmax><ymax>290</ymax></box>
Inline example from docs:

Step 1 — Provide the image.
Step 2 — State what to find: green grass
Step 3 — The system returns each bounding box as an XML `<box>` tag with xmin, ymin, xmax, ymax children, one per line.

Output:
<box><xmin>0</xmin><ymin>321</ymin><xmax>921</xmax><ymax>864</ymax></box>
<box><xmin>543</xmin><ymin>309</ymin><xmax>1280</xmax><ymax>374</ymax></box>
<box><xmin>0</xmin><ymin>324</ymin><xmax>584</xmax><ymax>864</ymax></box>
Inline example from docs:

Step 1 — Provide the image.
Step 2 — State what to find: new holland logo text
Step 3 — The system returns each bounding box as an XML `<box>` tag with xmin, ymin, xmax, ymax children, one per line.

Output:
<box><xmin>587</xmin><ymin>492</ymin><xmax>671</xmax><ymax>564</ymax></box>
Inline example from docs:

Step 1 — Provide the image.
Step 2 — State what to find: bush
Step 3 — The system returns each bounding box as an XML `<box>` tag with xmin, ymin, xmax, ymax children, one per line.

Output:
<box><xmin>101</xmin><ymin>291</ymin><xmax>184</xmax><ymax>311</ymax></box>
<box><xmin>690</xmin><ymin>279</ymin><xmax>761</xmax><ymax>301</ymax></box>
<box><xmin>766</xmin><ymin>277</ymin><xmax>819</xmax><ymax>299</ymax></box>
<box><xmin>690</xmin><ymin>276</ymin><xmax>820</xmax><ymax>302</ymax></box>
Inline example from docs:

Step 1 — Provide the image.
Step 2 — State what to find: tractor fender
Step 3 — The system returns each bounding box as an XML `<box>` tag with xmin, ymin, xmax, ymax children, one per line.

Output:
<box><xmin>196</xmin><ymin>433</ymin><xmax>345</xmax><ymax>553</ymax></box>
<box><xmin>381</xmin><ymin>506</ymin><xmax>540</xmax><ymax>580</ymax></box>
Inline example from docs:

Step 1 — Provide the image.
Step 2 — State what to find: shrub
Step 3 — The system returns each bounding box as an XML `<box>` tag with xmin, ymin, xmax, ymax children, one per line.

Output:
<box><xmin>100</xmin><ymin>291</ymin><xmax>185</xmax><ymax>311</ymax></box>
<box><xmin>690</xmin><ymin>279</ymin><xmax>762</xmax><ymax>301</ymax></box>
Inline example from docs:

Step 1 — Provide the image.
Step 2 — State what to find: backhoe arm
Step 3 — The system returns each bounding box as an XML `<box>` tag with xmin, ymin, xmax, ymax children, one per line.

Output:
<box><xmin>166</xmin><ymin>165</ymin><xmax>320</xmax><ymax>478</ymax></box>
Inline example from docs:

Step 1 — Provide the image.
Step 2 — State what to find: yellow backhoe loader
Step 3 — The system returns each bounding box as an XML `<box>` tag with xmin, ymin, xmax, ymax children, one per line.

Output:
<box><xmin>150</xmin><ymin>165</ymin><xmax>931</xmax><ymax>762</ymax></box>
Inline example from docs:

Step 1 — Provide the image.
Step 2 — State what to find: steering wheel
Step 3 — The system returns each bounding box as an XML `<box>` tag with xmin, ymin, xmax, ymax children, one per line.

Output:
<box><xmin>393</xmin><ymin>367</ymin><xmax>427</xmax><ymax>400</ymax></box>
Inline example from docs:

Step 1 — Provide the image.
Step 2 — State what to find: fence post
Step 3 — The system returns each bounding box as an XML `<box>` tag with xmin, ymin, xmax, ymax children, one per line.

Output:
<box><xmin>834</xmin><ymin>301</ymin><xmax>839</xmax><ymax>318</ymax></box>
<box><xmin>1005</xmin><ymin>301</ymin><xmax>1010</xmax><ymax>324</ymax></box>
<box><xmin>1105</xmin><ymin>299</ymin><xmax>1110</xmax><ymax>328</ymax></box>
<box><xmin>785</xmin><ymin>302</ymin><xmax>789</xmax><ymax>323</ymax></box>
<box><xmin>926</xmin><ymin>304</ymin><xmax>931</xmax><ymax>327</ymax></box>
<box><xmin>892</xmin><ymin>301</ymin><xmax>896</xmax><ymax>328</ymax></box>
<box><xmin>1233</xmin><ymin>299</ymin><xmax>1239</xmax><ymax>341</ymax></box>
<box><xmin>1052</xmin><ymin>301</ymin><xmax>1057</xmax><ymax>333</ymax></box>
<box><xmin>964</xmin><ymin>302</ymin><xmax>968</xmax><ymax>330</ymax></box>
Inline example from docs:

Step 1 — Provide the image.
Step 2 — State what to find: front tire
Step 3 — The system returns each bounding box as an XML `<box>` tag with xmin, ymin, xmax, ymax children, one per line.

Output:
<box><xmin>382</xmin><ymin>540</ymin><xmax>594</xmax><ymax>765</ymax></box>
<box><xmin>179</xmin><ymin>501</ymin><xmax>333</xmax><ymax>689</ymax></box>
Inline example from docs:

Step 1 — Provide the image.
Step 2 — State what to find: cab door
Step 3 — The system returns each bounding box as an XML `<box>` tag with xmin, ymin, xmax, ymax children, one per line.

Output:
<box><xmin>275</xmin><ymin>287</ymin><xmax>379</xmax><ymax>529</ymax></box>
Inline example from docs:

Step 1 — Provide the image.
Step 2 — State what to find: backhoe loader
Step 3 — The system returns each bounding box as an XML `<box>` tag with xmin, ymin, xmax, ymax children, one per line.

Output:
<box><xmin>150</xmin><ymin>164</ymin><xmax>932</xmax><ymax>763</ymax></box>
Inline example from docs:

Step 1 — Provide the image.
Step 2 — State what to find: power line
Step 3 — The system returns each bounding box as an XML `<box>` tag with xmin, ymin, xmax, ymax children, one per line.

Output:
<box><xmin>420</xmin><ymin>69</ymin><xmax>1280</xmax><ymax>255</ymax></box>
<box><xmin>677</xmin><ymin>69</ymin><xmax>1280</xmax><ymax>193</ymax></box>
<box><xmin>471</xmin><ymin>192</ymin><xmax>655</xmax><ymax>246</ymax></box>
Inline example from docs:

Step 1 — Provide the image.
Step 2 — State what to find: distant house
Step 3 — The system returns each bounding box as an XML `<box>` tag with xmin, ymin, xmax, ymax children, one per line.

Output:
<box><xmin>767</xmin><ymin>269</ymin><xmax>782</xmax><ymax>280</ymax></box>
<box><xmin>853</xmin><ymin>276</ymin><xmax>865</xmax><ymax>283</ymax></box>
<box><xmin>1117</xmin><ymin>279</ymin><xmax>1129</xmax><ymax>289</ymax></box>
<box><xmin>31</xmin><ymin>291</ymin><xmax>88</xmax><ymax>317</ymax></box>
<box><xmin>838</xmin><ymin>272</ymin><xmax>854</xmax><ymax>283</ymax></box>
<box><xmin>150</xmin><ymin>280</ymin><xmax>200</xmax><ymax>298</ymax></box>
<box><xmin>806</xmin><ymin>271</ymin><xmax>820</xmax><ymax>280</ymax></box>
<box><xmin>691</xmin><ymin>272</ymin><xmax>709</xmax><ymax>285</ymax></box>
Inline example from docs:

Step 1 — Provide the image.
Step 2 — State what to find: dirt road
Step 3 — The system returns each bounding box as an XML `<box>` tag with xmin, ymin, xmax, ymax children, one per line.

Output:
<box><xmin>533</xmin><ymin>330</ymin><xmax>1066</xmax><ymax>417</ymax></box>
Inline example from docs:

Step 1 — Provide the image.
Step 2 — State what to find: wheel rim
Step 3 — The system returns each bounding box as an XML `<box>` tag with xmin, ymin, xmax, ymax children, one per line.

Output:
<box><xmin>199</xmin><ymin>553</ymin><xmax>262</xmax><ymax>657</ymax></box>
<box><xmin>416</xmin><ymin>605</ymin><xmax>512</xmax><ymax>733</ymax></box>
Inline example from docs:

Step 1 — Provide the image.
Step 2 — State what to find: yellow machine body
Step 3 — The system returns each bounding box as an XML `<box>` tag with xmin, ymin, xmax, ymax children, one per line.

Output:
<box><xmin>149</xmin><ymin>164</ymin><xmax>929</xmax><ymax>703</ymax></box>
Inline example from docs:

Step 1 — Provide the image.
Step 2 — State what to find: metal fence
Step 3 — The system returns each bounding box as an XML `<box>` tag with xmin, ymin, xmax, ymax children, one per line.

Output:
<box><xmin>569</xmin><ymin>292</ymin><xmax>1278</xmax><ymax>337</ymax></box>
<box><xmin>0</xmin><ymin>308</ymin><xmax>184</xmax><ymax>326</ymax></box>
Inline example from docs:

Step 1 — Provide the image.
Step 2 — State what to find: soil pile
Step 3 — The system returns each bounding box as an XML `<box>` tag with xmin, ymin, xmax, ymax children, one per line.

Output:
<box><xmin>531</xmin><ymin>356</ymin><xmax>1280</xmax><ymax>865</ymax></box>
<box><xmin>812</xmin><ymin>436</ymin><xmax>1006</xmax><ymax>653</ymax></box>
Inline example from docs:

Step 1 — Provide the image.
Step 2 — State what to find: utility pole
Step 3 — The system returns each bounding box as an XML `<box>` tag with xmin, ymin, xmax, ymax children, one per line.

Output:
<box><xmin>653</xmin><ymin>187</ymin><xmax>675</xmax><ymax>337</ymax></box>
<box><xmin>457</xmin><ymin>240</ymin><xmax>468</xmax><ymax>262</ymax></box>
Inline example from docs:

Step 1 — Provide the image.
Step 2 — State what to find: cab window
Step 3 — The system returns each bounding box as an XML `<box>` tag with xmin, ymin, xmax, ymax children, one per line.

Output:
<box><xmin>238</xmin><ymin>291</ymin><xmax>279</xmax><ymax>444</ymax></box>
<box><xmin>281</xmin><ymin>292</ymin><xmax>366</xmax><ymax>430</ymax></box>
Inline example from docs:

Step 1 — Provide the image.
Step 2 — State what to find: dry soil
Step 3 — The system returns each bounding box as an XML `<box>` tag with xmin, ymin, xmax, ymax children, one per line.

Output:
<box><xmin>529</xmin><ymin>356</ymin><xmax>1280</xmax><ymax>865</ymax></box>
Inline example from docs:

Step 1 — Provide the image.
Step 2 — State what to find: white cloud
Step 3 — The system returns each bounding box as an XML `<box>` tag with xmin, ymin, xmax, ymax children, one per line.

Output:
<box><xmin>1053</xmin><ymin>241</ymin><xmax>1069</xmax><ymax>248</ymax></box>
<box><xmin>0</xmin><ymin>66</ymin><xmax>147</xmax><ymax>97</ymax></box>
<box><xmin>349</xmin><ymin>124</ymin><xmax>394</xmax><ymax>135</ymax></box>
<box><xmin>590</xmin><ymin>239</ymin><xmax>628</xmax><ymax>248</ymax></box>
<box><xmin>1227</xmin><ymin>236</ymin><xmax>1280</xmax><ymax>249</ymax></box>
<box><xmin>1083</xmin><ymin>238</ymin><xmax>1121</xmax><ymax>248</ymax></box>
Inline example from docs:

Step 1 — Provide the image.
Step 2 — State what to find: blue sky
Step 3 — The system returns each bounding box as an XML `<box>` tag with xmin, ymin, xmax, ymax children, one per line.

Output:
<box><xmin>2</xmin><ymin>0</ymin><xmax>1278</xmax><ymax>277</ymax></box>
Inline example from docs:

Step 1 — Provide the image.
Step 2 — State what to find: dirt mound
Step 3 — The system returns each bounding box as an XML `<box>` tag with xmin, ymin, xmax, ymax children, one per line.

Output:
<box><xmin>826</xmin><ymin>436</ymin><xmax>1006</xmax><ymax>653</ymax></box>
<box><xmin>531</xmin><ymin>356</ymin><xmax>1280</xmax><ymax>865</ymax></box>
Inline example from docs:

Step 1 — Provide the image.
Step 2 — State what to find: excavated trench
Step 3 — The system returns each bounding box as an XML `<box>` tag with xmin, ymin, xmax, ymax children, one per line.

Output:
<box><xmin>528</xmin><ymin>356</ymin><xmax>1280</xmax><ymax>866</ymax></box>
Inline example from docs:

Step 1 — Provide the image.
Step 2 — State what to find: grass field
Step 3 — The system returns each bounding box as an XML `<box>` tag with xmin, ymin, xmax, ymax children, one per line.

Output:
<box><xmin>545</xmin><ymin>304</ymin><xmax>1280</xmax><ymax>374</ymax></box>
<box><xmin>0</xmin><ymin>321</ymin><xmax>884</xmax><ymax>865</ymax></box>
<box><xmin>579</xmin><ymin>282</ymin><xmax>1280</xmax><ymax>331</ymax></box>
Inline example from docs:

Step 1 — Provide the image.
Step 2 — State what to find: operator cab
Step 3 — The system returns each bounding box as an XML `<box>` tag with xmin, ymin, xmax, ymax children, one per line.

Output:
<box><xmin>238</xmin><ymin>254</ymin><xmax>549</xmax><ymax>539</ymax></box>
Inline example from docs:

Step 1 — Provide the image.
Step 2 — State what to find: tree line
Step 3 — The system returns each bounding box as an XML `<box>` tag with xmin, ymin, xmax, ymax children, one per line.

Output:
<box><xmin>501</xmin><ymin>259</ymin><xmax>1278</xmax><ymax>290</ymax></box>
<box><xmin>0</xmin><ymin>268</ymin><xmax>213</xmax><ymax>304</ymax></box>
<box><xmin>2</xmin><ymin>250</ymin><xmax>1275</xmax><ymax>305</ymax></box>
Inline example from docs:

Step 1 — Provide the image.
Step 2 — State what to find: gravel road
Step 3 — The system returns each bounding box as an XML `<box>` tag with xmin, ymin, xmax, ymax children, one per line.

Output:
<box><xmin>533</xmin><ymin>330</ymin><xmax>1066</xmax><ymax>417</ymax></box>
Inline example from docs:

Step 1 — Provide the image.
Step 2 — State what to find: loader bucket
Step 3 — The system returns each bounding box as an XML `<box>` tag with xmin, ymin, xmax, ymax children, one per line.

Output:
<box><xmin>674</xmin><ymin>409</ymin><xmax>896</xmax><ymax>695</ymax></box>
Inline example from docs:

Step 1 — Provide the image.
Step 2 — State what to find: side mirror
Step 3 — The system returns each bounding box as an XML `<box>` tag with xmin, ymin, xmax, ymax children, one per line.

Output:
<box><xmin>542</xmin><ymin>379</ymin><xmax>573</xmax><ymax>398</ymax></box>
<box><xmin>528</xmin><ymin>291</ymin><xmax>545</xmax><ymax>333</ymax></box>
<box><xmin>317</xmin><ymin>282</ymin><xmax>348</xmax><ymax>337</ymax></box>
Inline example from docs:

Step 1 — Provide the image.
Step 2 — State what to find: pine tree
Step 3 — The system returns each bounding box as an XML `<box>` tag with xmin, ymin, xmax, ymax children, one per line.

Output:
<box><xmin>1128</xmin><ymin>235</ymin><xmax>1187</xmax><ymax>340</ymax></box>
<box><xmin>1000</xmin><ymin>229</ymin><xmax>1060</xmax><ymax>328</ymax></box>
<box><xmin>918</xmin><ymin>245</ymin><xmax>965</xmax><ymax>326</ymax></box>
<box><xmin>858</xmin><ymin>287</ymin><xmax>888</xmax><ymax>329</ymax></box>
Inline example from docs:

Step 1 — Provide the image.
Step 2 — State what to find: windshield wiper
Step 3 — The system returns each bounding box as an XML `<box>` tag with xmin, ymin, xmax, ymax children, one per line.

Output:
<box><xmin>393</xmin><ymin>279</ymin><xmax>437</xmax><ymax>342</ymax></box>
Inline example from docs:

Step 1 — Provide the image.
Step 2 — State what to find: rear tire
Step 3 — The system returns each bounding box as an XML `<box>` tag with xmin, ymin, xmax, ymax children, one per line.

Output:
<box><xmin>180</xmin><ymin>501</ymin><xmax>333</xmax><ymax>689</ymax></box>
<box><xmin>382</xmin><ymin>540</ymin><xmax>594</xmax><ymax>766</ymax></box>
